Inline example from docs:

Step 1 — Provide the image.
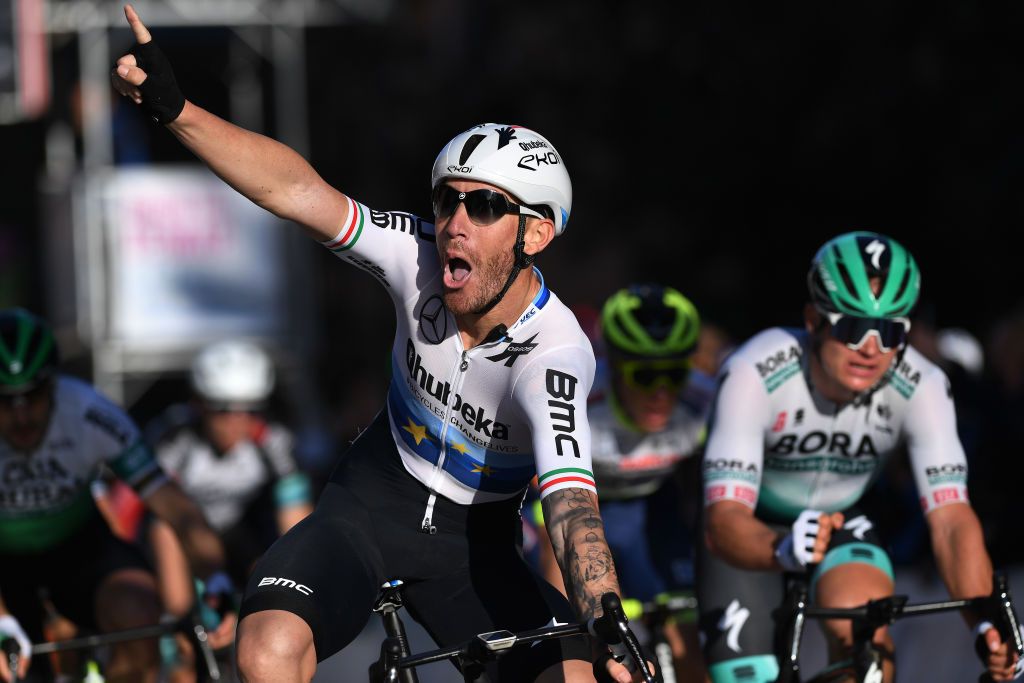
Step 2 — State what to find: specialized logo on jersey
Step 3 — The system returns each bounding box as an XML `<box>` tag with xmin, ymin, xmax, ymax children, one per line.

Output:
<box><xmin>756</xmin><ymin>345</ymin><xmax>802</xmax><ymax>393</ymax></box>
<box><xmin>485</xmin><ymin>334</ymin><xmax>539</xmax><ymax>367</ymax></box>
<box><xmin>418</xmin><ymin>295</ymin><xmax>449</xmax><ymax>345</ymax></box>
<box><xmin>719</xmin><ymin>600</ymin><xmax>750</xmax><ymax>653</ymax></box>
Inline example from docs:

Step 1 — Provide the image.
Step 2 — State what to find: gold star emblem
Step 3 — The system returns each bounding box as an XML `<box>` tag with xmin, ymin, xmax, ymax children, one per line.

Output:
<box><xmin>471</xmin><ymin>464</ymin><xmax>494</xmax><ymax>476</ymax></box>
<box><xmin>449</xmin><ymin>441</ymin><xmax>470</xmax><ymax>455</ymax></box>
<box><xmin>401</xmin><ymin>418</ymin><xmax>433</xmax><ymax>446</ymax></box>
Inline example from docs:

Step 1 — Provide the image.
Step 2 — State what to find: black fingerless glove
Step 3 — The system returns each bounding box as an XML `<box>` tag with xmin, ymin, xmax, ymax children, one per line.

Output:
<box><xmin>129</xmin><ymin>41</ymin><xmax>185</xmax><ymax>124</ymax></box>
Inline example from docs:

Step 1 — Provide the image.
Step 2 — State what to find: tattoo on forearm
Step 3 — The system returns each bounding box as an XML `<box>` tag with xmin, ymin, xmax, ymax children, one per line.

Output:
<box><xmin>544</xmin><ymin>487</ymin><xmax>620</xmax><ymax>617</ymax></box>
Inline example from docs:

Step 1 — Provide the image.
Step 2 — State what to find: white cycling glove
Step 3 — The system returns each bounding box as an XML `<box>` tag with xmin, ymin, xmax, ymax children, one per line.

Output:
<box><xmin>775</xmin><ymin>509</ymin><xmax>824</xmax><ymax>573</ymax></box>
<box><xmin>0</xmin><ymin>614</ymin><xmax>32</xmax><ymax>662</ymax></box>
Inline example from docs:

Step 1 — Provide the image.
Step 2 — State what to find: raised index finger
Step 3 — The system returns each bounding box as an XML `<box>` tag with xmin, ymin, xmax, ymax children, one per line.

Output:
<box><xmin>124</xmin><ymin>4</ymin><xmax>152</xmax><ymax>44</ymax></box>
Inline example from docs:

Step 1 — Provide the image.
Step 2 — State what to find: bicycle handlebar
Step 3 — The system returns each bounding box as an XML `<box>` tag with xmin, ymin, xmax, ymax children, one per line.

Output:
<box><xmin>775</xmin><ymin>572</ymin><xmax>1023</xmax><ymax>683</ymax></box>
<box><xmin>379</xmin><ymin>592</ymin><xmax>655</xmax><ymax>683</ymax></box>
<box><xmin>0</xmin><ymin>606</ymin><xmax>223</xmax><ymax>681</ymax></box>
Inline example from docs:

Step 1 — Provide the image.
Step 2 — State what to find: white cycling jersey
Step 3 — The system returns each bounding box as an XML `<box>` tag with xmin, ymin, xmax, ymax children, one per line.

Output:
<box><xmin>0</xmin><ymin>376</ymin><xmax>167</xmax><ymax>552</ymax></box>
<box><xmin>702</xmin><ymin>327</ymin><xmax>969</xmax><ymax>523</ymax></box>
<box><xmin>156</xmin><ymin>418</ymin><xmax>308</xmax><ymax>531</ymax></box>
<box><xmin>322</xmin><ymin>197</ymin><xmax>596</xmax><ymax>505</ymax></box>
<box><xmin>588</xmin><ymin>366</ymin><xmax>713</xmax><ymax>500</ymax></box>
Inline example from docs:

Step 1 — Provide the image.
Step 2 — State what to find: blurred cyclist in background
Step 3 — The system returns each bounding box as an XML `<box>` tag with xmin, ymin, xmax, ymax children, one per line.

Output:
<box><xmin>534</xmin><ymin>284</ymin><xmax>711</xmax><ymax>680</ymax></box>
<box><xmin>698</xmin><ymin>231</ymin><xmax>1019</xmax><ymax>682</ymax></box>
<box><xmin>131</xmin><ymin>339</ymin><xmax>314</xmax><ymax>682</ymax></box>
<box><xmin>0</xmin><ymin>308</ymin><xmax>235</xmax><ymax>683</ymax></box>
<box><xmin>153</xmin><ymin>339</ymin><xmax>313</xmax><ymax>588</ymax></box>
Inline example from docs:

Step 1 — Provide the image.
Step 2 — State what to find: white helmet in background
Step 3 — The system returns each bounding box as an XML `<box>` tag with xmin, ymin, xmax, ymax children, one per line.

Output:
<box><xmin>431</xmin><ymin>123</ymin><xmax>573</xmax><ymax>234</ymax></box>
<box><xmin>191</xmin><ymin>340</ymin><xmax>275</xmax><ymax>407</ymax></box>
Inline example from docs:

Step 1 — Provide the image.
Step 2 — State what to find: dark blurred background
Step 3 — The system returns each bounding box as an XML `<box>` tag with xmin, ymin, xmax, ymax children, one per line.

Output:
<box><xmin>3</xmin><ymin>1</ymin><xmax>1024</xmax><ymax>566</ymax></box>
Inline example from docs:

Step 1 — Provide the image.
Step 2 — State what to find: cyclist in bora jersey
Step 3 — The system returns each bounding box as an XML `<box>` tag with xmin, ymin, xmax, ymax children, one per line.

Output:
<box><xmin>112</xmin><ymin>5</ymin><xmax>643</xmax><ymax>682</ymax></box>
<box><xmin>697</xmin><ymin>231</ymin><xmax>1020</xmax><ymax>682</ymax></box>
<box><xmin>0</xmin><ymin>309</ymin><xmax>236</xmax><ymax>683</ymax></box>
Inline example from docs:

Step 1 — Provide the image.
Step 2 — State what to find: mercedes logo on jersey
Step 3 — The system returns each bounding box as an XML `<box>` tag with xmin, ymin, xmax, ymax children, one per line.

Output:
<box><xmin>418</xmin><ymin>295</ymin><xmax>448</xmax><ymax>345</ymax></box>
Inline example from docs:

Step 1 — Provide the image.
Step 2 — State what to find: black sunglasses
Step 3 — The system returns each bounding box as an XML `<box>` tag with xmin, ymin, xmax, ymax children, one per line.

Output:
<box><xmin>431</xmin><ymin>185</ymin><xmax>544</xmax><ymax>226</ymax></box>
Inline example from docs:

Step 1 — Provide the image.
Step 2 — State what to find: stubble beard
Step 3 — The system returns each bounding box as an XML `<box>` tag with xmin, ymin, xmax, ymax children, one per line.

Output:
<box><xmin>443</xmin><ymin>247</ymin><xmax>515</xmax><ymax>317</ymax></box>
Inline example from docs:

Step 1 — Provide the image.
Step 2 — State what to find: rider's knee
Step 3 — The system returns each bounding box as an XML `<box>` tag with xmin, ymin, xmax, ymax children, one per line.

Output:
<box><xmin>708</xmin><ymin>654</ymin><xmax>779</xmax><ymax>683</ymax></box>
<box><xmin>237</xmin><ymin>610</ymin><xmax>315</xmax><ymax>680</ymax></box>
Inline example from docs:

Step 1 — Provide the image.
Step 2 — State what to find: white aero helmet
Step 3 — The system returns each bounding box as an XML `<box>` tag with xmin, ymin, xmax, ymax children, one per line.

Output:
<box><xmin>191</xmin><ymin>339</ymin><xmax>275</xmax><ymax>407</ymax></box>
<box><xmin>431</xmin><ymin>123</ymin><xmax>572</xmax><ymax>235</ymax></box>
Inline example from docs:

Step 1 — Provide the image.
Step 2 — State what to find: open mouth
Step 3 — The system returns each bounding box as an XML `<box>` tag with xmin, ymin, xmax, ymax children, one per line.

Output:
<box><xmin>444</xmin><ymin>257</ymin><xmax>473</xmax><ymax>289</ymax></box>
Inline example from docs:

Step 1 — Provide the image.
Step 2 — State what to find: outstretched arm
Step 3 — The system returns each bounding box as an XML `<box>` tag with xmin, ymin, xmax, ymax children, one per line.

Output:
<box><xmin>111</xmin><ymin>4</ymin><xmax>347</xmax><ymax>241</ymax></box>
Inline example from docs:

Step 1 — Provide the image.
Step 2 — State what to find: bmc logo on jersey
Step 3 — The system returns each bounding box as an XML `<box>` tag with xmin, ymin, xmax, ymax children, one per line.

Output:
<box><xmin>258</xmin><ymin>577</ymin><xmax>313</xmax><ymax>596</ymax></box>
<box><xmin>546</xmin><ymin>369</ymin><xmax>580</xmax><ymax>458</ymax></box>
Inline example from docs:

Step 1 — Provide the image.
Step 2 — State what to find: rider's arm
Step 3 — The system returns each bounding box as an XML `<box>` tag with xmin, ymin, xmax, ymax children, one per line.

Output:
<box><xmin>144</xmin><ymin>480</ymin><xmax>226</xmax><ymax>581</ymax></box>
<box><xmin>705</xmin><ymin>500</ymin><xmax>785</xmax><ymax>570</ymax></box>
<box><xmin>167</xmin><ymin>102</ymin><xmax>347</xmax><ymax>242</ymax></box>
<box><xmin>513</xmin><ymin>342</ymin><xmax>623</xmax><ymax>619</ymax></box>
<box><xmin>905</xmin><ymin>369</ymin><xmax>993</xmax><ymax>607</ymax></box>
<box><xmin>927</xmin><ymin>503</ymin><xmax>992</xmax><ymax>608</ymax></box>
<box><xmin>701</xmin><ymin>362</ymin><xmax>776</xmax><ymax>568</ymax></box>
<box><xmin>113</xmin><ymin>5</ymin><xmax>346</xmax><ymax>242</ymax></box>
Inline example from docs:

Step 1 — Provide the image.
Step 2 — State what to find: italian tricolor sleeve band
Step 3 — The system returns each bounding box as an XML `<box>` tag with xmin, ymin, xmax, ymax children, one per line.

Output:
<box><xmin>321</xmin><ymin>195</ymin><xmax>365</xmax><ymax>253</ymax></box>
<box><xmin>537</xmin><ymin>467</ymin><xmax>597</xmax><ymax>498</ymax></box>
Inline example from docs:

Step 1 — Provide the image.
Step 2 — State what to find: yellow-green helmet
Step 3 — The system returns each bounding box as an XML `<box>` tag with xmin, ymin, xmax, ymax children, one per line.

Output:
<box><xmin>0</xmin><ymin>308</ymin><xmax>58</xmax><ymax>395</ymax></box>
<box><xmin>601</xmin><ymin>284</ymin><xmax>700</xmax><ymax>358</ymax></box>
<box><xmin>807</xmin><ymin>231</ymin><xmax>920</xmax><ymax>318</ymax></box>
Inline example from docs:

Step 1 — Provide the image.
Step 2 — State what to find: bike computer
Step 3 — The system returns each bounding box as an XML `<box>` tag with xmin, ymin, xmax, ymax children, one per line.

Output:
<box><xmin>477</xmin><ymin>629</ymin><xmax>517</xmax><ymax>651</ymax></box>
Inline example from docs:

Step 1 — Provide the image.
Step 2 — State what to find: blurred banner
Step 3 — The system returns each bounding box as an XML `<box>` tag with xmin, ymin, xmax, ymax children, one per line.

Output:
<box><xmin>0</xmin><ymin>0</ymin><xmax>49</xmax><ymax>124</ymax></box>
<box><xmin>99</xmin><ymin>166</ymin><xmax>288</xmax><ymax>348</ymax></box>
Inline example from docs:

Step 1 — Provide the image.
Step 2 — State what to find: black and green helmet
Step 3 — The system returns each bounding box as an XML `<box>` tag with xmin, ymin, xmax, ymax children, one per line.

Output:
<box><xmin>601</xmin><ymin>284</ymin><xmax>700</xmax><ymax>358</ymax></box>
<box><xmin>0</xmin><ymin>308</ymin><xmax>58</xmax><ymax>395</ymax></box>
<box><xmin>807</xmin><ymin>231</ymin><xmax>920</xmax><ymax>318</ymax></box>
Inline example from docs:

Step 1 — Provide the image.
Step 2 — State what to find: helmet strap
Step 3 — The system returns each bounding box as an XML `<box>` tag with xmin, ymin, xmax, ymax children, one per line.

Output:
<box><xmin>473</xmin><ymin>214</ymin><xmax>535</xmax><ymax>316</ymax></box>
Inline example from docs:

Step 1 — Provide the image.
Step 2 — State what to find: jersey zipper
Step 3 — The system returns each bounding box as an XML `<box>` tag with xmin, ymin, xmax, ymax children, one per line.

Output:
<box><xmin>420</xmin><ymin>348</ymin><xmax>470</xmax><ymax>534</ymax></box>
<box><xmin>418</xmin><ymin>330</ymin><xmax>508</xmax><ymax>534</ymax></box>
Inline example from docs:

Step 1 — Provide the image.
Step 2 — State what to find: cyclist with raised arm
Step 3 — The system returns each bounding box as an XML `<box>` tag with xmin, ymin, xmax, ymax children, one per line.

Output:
<box><xmin>697</xmin><ymin>231</ymin><xmax>1020</xmax><ymax>682</ymax></box>
<box><xmin>0</xmin><ymin>309</ymin><xmax>236</xmax><ymax>683</ymax></box>
<box><xmin>112</xmin><ymin>5</ymin><xmax>643</xmax><ymax>682</ymax></box>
